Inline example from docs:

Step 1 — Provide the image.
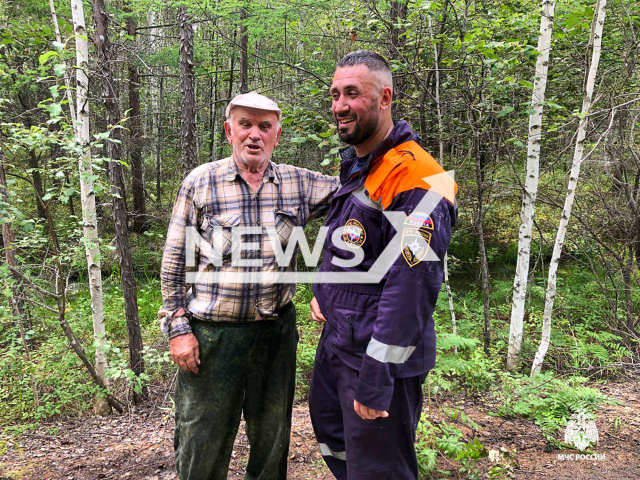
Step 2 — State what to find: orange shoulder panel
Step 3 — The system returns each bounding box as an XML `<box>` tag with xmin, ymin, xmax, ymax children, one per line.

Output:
<box><xmin>364</xmin><ymin>140</ymin><xmax>458</xmax><ymax>209</ymax></box>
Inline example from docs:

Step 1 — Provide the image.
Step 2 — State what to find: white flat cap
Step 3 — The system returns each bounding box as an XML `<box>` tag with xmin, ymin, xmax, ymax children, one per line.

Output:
<box><xmin>225</xmin><ymin>92</ymin><xmax>282</xmax><ymax>120</ymax></box>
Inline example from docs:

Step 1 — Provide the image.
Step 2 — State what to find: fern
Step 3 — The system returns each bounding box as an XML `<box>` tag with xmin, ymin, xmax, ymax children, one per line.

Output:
<box><xmin>436</xmin><ymin>332</ymin><xmax>479</xmax><ymax>352</ymax></box>
<box><xmin>494</xmin><ymin>373</ymin><xmax>612</xmax><ymax>441</ymax></box>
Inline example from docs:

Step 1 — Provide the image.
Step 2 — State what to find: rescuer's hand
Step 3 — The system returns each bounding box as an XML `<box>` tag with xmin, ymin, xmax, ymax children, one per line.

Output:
<box><xmin>169</xmin><ymin>332</ymin><xmax>200</xmax><ymax>374</ymax></box>
<box><xmin>310</xmin><ymin>296</ymin><xmax>326</xmax><ymax>323</ymax></box>
<box><xmin>353</xmin><ymin>400</ymin><xmax>389</xmax><ymax>420</ymax></box>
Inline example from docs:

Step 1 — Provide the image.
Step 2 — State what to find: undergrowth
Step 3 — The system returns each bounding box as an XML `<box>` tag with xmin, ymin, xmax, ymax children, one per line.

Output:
<box><xmin>0</xmin><ymin>263</ymin><xmax>631</xmax><ymax>469</ymax></box>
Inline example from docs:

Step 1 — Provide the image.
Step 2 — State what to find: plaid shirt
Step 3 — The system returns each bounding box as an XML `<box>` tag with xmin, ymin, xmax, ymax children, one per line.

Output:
<box><xmin>160</xmin><ymin>156</ymin><xmax>340</xmax><ymax>338</ymax></box>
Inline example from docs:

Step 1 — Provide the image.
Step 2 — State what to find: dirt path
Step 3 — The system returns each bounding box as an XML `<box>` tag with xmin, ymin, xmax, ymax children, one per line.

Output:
<box><xmin>0</xmin><ymin>382</ymin><xmax>638</xmax><ymax>479</ymax></box>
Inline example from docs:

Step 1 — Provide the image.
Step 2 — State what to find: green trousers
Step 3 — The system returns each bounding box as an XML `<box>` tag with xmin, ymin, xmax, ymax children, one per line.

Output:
<box><xmin>174</xmin><ymin>303</ymin><xmax>298</xmax><ymax>480</ymax></box>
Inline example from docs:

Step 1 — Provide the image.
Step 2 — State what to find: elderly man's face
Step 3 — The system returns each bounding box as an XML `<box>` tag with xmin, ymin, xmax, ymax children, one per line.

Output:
<box><xmin>224</xmin><ymin>106</ymin><xmax>281</xmax><ymax>170</ymax></box>
<box><xmin>330</xmin><ymin>65</ymin><xmax>382</xmax><ymax>146</ymax></box>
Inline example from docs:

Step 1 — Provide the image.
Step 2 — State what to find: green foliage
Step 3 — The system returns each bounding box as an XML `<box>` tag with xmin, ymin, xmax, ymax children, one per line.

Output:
<box><xmin>415</xmin><ymin>412</ymin><xmax>487</xmax><ymax>479</ymax></box>
<box><xmin>103</xmin><ymin>341</ymin><xmax>170</xmax><ymax>395</ymax></box>
<box><xmin>292</xmin><ymin>284</ymin><xmax>322</xmax><ymax>399</ymax></box>
<box><xmin>0</xmin><ymin>277</ymin><xmax>172</xmax><ymax>428</ymax></box>
<box><xmin>493</xmin><ymin>372</ymin><xmax>611</xmax><ymax>443</ymax></box>
<box><xmin>430</xmin><ymin>332</ymin><xmax>498</xmax><ymax>396</ymax></box>
<box><xmin>0</xmin><ymin>323</ymin><xmax>99</xmax><ymax>425</ymax></box>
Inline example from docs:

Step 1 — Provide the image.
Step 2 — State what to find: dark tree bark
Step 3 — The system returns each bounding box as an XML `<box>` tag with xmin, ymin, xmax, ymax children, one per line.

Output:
<box><xmin>474</xmin><ymin>132</ymin><xmax>492</xmax><ymax>354</ymax></box>
<box><xmin>239</xmin><ymin>6</ymin><xmax>249</xmax><ymax>94</ymax></box>
<box><xmin>179</xmin><ymin>5</ymin><xmax>197</xmax><ymax>175</ymax></box>
<box><xmin>16</xmin><ymin>91</ymin><xmax>47</xmax><ymax>220</ymax></box>
<box><xmin>209</xmin><ymin>67</ymin><xmax>217</xmax><ymax>162</ymax></box>
<box><xmin>27</xmin><ymin>150</ymin><xmax>47</xmax><ymax>219</ymax></box>
<box><xmin>218</xmin><ymin>29</ymin><xmax>237</xmax><ymax>160</ymax></box>
<box><xmin>463</xmin><ymin>58</ymin><xmax>491</xmax><ymax>353</ymax></box>
<box><xmin>91</xmin><ymin>0</ymin><xmax>146</xmax><ymax>402</ymax></box>
<box><xmin>124</xmin><ymin>4</ymin><xmax>146</xmax><ymax>233</ymax></box>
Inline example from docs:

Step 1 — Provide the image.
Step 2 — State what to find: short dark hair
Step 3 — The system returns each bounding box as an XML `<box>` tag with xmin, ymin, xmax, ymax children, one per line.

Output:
<box><xmin>336</xmin><ymin>50</ymin><xmax>391</xmax><ymax>74</ymax></box>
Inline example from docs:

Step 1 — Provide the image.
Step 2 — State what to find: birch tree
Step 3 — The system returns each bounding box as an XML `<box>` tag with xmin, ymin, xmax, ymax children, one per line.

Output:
<box><xmin>531</xmin><ymin>0</ymin><xmax>608</xmax><ymax>375</ymax></box>
<box><xmin>507</xmin><ymin>0</ymin><xmax>556</xmax><ymax>371</ymax></box>
<box><xmin>69</xmin><ymin>0</ymin><xmax>110</xmax><ymax>415</ymax></box>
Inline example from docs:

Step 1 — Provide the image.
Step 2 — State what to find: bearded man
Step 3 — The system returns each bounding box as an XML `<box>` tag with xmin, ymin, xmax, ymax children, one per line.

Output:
<box><xmin>308</xmin><ymin>51</ymin><xmax>458</xmax><ymax>479</ymax></box>
<box><xmin>160</xmin><ymin>92</ymin><xmax>339</xmax><ymax>480</ymax></box>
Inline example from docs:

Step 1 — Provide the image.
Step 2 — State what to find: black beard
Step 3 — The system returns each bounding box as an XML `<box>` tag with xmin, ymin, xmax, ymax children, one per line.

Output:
<box><xmin>336</xmin><ymin>104</ymin><xmax>380</xmax><ymax>146</ymax></box>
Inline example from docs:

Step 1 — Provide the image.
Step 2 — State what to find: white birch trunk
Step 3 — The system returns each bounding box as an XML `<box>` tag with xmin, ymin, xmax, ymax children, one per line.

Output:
<box><xmin>148</xmin><ymin>8</ymin><xmax>163</xmax><ymax>203</ymax></box>
<box><xmin>531</xmin><ymin>0</ymin><xmax>608</xmax><ymax>375</ymax></box>
<box><xmin>507</xmin><ymin>0</ymin><xmax>556</xmax><ymax>371</ymax></box>
<box><xmin>49</xmin><ymin>0</ymin><xmax>77</xmax><ymax>131</ymax></box>
<box><xmin>70</xmin><ymin>0</ymin><xmax>110</xmax><ymax>414</ymax></box>
<box><xmin>429</xmin><ymin>14</ymin><xmax>457</xmax><ymax>350</ymax></box>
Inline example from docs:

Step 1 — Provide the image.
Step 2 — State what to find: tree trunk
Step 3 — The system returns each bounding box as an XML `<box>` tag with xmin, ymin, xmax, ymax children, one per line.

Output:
<box><xmin>474</xmin><ymin>135</ymin><xmax>492</xmax><ymax>354</ymax></box>
<box><xmin>210</xmin><ymin>67</ymin><xmax>218</xmax><ymax>162</ymax></box>
<box><xmin>218</xmin><ymin>29</ymin><xmax>236</xmax><ymax>160</ymax></box>
<box><xmin>27</xmin><ymin>150</ymin><xmax>46</xmax><ymax>219</ymax></box>
<box><xmin>156</xmin><ymin>67</ymin><xmax>164</xmax><ymax>202</ymax></box>
<box><xmin>239</xmin><ymin>6</ymin><xmax>249</xmax><ymax>94</ymax></box>
<box><xmin>531</xmin><ymin>0</ymin><xmax>607</xmax><ymax>375</ymax></box>
<box><xmin>70</xmin><ymin>0</ymin><xmax>111</xmax><ymax>415</ymax></box>
<box><xmin>124</xmin><ymin>3</ymin><xmax>146</xmax><ymax>233</ymax></box>
<box><xmin>148</xmin><ymin>8</ymin><xmax>163</xmax><ymax>204</ymax></box>
<box><xmin>49</xmin><ymin>0</ymin><xmax>76</xmax><ymax>129</ymax></box>
<box><xmin>91</xmin><ymin>0</ymin><xmax>146</xmax><ymax>402</ymax></box>
<box><xmin>179</xmin><ymin>5</ymin><xmax>197</xmax><ymax>174</ymax></box>
<box><xmin>507</xmin><ymin>0</ymin><xmax>555</xmax><ymax>372</ymax></box>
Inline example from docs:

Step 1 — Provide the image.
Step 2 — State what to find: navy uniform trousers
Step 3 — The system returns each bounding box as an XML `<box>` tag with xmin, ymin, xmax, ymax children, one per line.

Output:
<box><xmin>309</xmin><ymin>337</ymin><xmax>426</xmax><ymax>480</ymax></box>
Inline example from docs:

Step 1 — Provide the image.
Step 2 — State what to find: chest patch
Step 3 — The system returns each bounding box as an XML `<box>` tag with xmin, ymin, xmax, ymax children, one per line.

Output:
<box><xmin>343</xmin><ymin>218</ymin><xmax>366</xmax><ymax>248</ymax></box>
<box><xmin>402</xmin><ymin>212</ymin><xmax>433</xmax><ymax>267</ymax></box>
<box><xmin>406</xmin><ymin>212</ymin><xmax>434</xmax><ymax>229</ymax></box>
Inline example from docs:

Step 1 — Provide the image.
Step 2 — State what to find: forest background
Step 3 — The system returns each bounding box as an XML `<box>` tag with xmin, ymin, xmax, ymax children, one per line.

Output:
<box><xmin>0</xmin><ymin>0</ymin><xmax>639</xmax><ymax>478</ymax></box>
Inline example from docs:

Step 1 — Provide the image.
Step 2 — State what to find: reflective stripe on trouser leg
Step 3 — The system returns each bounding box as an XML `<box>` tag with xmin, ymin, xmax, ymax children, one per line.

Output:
<box><xmin>309</xmin><ymin>338</ymin><xmax>348</xmax><ymax>480</ymax></box>
<box><xmin>319</xmin><ymin>442</ymin><xmax>346</xmax><ymax>461</ymax></box>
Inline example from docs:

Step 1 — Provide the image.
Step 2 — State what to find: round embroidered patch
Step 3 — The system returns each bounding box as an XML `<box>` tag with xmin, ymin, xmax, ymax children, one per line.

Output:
<box><xmin>342</xmin><ymin>219</ymin><xmax>366</xmax><ymax>248</ymax></box>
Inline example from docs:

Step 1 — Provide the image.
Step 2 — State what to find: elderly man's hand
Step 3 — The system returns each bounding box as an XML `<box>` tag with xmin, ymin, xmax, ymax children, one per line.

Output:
<box><xmin>169</xmin><ymin>333</ymin><xmax>200</xmax><ymax>374</ymax></box>
<box><xmin>353</xmin><ymin>400</ymin><xmax>389</xmax><ymax>420</ymax></box>
<box><xmin>310</xmin><ymin>296</ymin><xmax>326</xmax><ymax>323</ymax></box>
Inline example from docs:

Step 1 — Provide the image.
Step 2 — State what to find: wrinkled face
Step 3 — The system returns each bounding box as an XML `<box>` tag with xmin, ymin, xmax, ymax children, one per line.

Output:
<box><xmin>330</xmin><ymin>65</ymin><xmax>382</xmax><ymax>146</ymax></box>
<box><xmin>224</xmin><ymin>106</ymin><xmax>281</xmax><ymax>170</ymax></box>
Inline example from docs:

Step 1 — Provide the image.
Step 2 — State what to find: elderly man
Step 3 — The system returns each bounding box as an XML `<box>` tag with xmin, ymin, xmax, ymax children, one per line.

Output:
<box><xmin>160</xmin><ymin>92</ymin><xmax>339</xmax><ymax>480</ymax></box>
<box><xmin>309</xmin><ymin>51</ymin><xmax>458</xmax><ymax>479</ymax></box>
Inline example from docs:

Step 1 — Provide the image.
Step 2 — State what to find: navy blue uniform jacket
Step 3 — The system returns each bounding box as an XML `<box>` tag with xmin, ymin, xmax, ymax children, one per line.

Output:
<box><xmin>313</xmin><ymin>121</ymin><xmax>458</xmax><ymax>411</ymax></box>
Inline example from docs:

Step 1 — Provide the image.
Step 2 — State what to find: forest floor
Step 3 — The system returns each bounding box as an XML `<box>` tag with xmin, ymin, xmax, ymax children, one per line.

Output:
<box><xmin>0</xmin><ymin>381</ymin><xmax>638</xmax><ymax>480</ymax></box>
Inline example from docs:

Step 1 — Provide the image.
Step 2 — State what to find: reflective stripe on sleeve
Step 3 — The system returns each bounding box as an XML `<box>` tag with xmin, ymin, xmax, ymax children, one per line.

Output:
<box><xmin>366</xmin><ymin>337</ymin><xmax>416</xmax><ymax>364</ymax></box>
<box><xmin>319</xmin><ymin>443</ymin><xmax>347</xmax><ymax>461</ymax></box>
